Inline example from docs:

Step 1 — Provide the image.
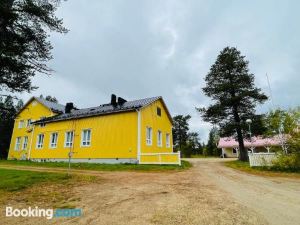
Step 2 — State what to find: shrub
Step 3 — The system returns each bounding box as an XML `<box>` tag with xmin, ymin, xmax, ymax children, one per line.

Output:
<box><xmin>272</xmin><ymin>153</ymin><xmax>300</xmax><ymax>172</ymax></box>
<box><xmin>181</xmin><ymin>143</ymin><xmax>193</xmax><ymax>158</ymax></box>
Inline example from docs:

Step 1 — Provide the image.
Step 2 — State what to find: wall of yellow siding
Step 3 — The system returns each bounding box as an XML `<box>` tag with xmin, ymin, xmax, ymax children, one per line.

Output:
<box><xmin>29</xmin><ymin>111</ymin><xmax>138</xmax><ymax>159</ymax></box>
<box><xmin>140</xmin><ymin>99</ymin><xmax>173</xmax><ymax>154</ymax></box>
<box><xmin>8</xmin><ymin>97</ymin><xmax>179</xmax><ymax>164</ymax></box>
<box><xmin>139</xmin><ymin>154</ymin><xmax>179</xmax><ymax>164</ymax></box>
<box><xmin>8</xmin><ymin>99</ymin><xmax>55</xmax><ymax>159</ymax></box>
<box><xmin>223</xmin><ymin>148</ymin><xmax>238</xmax><ymax>158</ymax></box>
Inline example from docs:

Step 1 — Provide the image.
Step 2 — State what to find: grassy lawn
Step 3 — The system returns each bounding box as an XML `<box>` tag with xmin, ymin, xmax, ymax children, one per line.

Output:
<box><xmin>0</xmin><ymin>159</ymin><xmax>191</xmax><ymax>172</ymax></box>
<box><xmin>0</xmin><ymin>168</ymin><xmax>98</xmax><ymax>208</ymax></box>
<box><xmin>224</xmin><ymin>160</ymin><xmax>300</xmax><ymax>178</ymax></box>
<box><xmin>0</xmin><ymin>168</ymin><xmax>71</xmax><ymax>192</ymax></box>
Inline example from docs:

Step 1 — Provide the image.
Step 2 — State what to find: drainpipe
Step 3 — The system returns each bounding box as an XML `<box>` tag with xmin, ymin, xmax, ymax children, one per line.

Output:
<box><xmin>136</xmin><ymin>109</ymin><xmax>141</xmax><ymax>163</ymax></box>
<box><xmin>28</xmin><ymin>124</ymin><xmax>35</xmax><ymax>160</ymax></box>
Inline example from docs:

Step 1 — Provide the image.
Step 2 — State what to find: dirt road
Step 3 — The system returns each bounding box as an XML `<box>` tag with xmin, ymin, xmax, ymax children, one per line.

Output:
<box><xmin>191</xmin><ymin>158</ymin><xmax>300</xmax><ymax>225</ymax></box>
<box><xmin>1</xmin><ymin>159</ymin><xmax>300</xmax><ymax>225</ymax></box>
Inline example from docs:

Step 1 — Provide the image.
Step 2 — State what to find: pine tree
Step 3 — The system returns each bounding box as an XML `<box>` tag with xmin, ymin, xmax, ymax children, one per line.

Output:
<box><xmin>198</xmin><ymin>47</ymin><xmax>268</xmax><ymax>161</ymax></box>
<box><xmin>206</xmin><ymin>128</ymin><xmax>219</xmax><ymax>156</ymax></box>
<box><xmin>187</xmin><ymin>132</ymin><xmax>201</xmax><ymax>155</ymax></box>
<box><xmin>0</xmin><ymin>96</ymin><xmax>17</xmax><ymax>158</ymax></box>
<box><xmin>15</xmin><ymin>99</ymin><xmax>24</xmax><ymax>111</ymax></box>
<box><xmin>172</xmin><ymin>115</ymin><xmax>191</xmax><ymax>151</ymax></box>
<box><xmin>0</xmin><ymin>0</ymin><xmax>67</xmax><ymax>93</ymax></box>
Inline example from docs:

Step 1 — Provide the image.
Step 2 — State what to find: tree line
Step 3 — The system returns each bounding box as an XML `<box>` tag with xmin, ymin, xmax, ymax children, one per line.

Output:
<box><xmin>173</xmin><ymin>107</ymin><xmax>300</xmax><ymax>160</ymax></box>
<box><xmin>172</xmin><ymin>115</ymin><xmax>220</xmax><ymax>157</ymax></box>
<box><xmin>0</xmin><ymin>95</ymin><xmax>57</xmax><ymax>159</ymax></box>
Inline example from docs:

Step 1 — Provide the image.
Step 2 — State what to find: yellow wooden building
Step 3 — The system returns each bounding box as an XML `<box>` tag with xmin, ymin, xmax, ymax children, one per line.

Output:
<box><xmin>7</xmin><ymin>95</ymin><xmax>181</xmax><ymax>165</ymax></box>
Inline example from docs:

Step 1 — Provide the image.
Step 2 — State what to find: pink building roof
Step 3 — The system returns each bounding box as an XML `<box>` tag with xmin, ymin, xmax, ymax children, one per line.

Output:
<box><xmin>218</xmin><ymin>136</ymin><xmax>283</xmax><ymax>148</ymax></box>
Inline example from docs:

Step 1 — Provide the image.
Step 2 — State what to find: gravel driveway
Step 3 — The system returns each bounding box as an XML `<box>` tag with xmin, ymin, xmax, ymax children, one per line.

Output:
<box><xmin>191</xmin><ymin>158</ymin><xmax>300</xmax><ymax>225</ymax></box>
<box><xmin>1</xmin><ymin>158</ymin><xmax>300</xmax><ymax>225</ymax></box>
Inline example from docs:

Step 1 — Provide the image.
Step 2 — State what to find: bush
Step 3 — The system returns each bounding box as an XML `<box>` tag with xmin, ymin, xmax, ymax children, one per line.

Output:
<box><xmin>272</xmin><ymin>153</ymin><xmax>300</xmax><ymax>172</ymax></box>
<box><xmin>181</xmin><ymin>144</ymin><xmax>193</xmax><ymax>158</ymax></box>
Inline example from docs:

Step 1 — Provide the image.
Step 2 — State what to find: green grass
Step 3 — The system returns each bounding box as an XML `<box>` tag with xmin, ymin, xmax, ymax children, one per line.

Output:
<box><xmin>224</xmin><ymin>160</ymin><xmax>300</xmax><ymax>177</ymax></box>
<box><xmin>0</xmin><ymin>160</ymin><xmax>191</xmax><ymax>172</ymax></box>
<box><xmin>0</xmin><ymin>168</ymin><xmax>71</xmax><ymax>191</ymax></box>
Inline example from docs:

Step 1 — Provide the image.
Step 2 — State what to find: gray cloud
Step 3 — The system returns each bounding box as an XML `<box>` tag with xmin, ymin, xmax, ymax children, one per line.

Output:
<box><xmin>19</xmin><ymin>0</ymin><xmax>300</xmax><ymax>141</ymax></box>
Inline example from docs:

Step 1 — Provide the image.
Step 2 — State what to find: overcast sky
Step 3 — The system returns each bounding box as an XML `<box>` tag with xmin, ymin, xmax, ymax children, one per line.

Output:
<box><xmin>19</xmin><ymin>0</ymin><xmax>300</xmax><ymax>141</ymax></box>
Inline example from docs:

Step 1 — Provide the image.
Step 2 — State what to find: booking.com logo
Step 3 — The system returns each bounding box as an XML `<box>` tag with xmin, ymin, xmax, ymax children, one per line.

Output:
<box><xmin>5</xmin><ymin>206</ymin><xmax>82</xmax><ymax>219</ymax></box>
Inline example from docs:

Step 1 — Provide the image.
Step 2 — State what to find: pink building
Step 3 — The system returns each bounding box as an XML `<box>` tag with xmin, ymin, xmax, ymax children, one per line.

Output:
<box><xmin>217</xmin><ymin>136</ymin><xmax>283</xmax><ymax>158</ymax></box>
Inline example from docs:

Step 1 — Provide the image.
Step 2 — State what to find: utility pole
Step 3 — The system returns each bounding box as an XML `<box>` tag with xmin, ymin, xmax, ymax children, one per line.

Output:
<box><xmin>68</xmin><ymin>119</ymin><xmax>77</xmax><ymax>176</ymax></box>
<box><xmin>266</xmin><ymin>73</ymin><xmax>275</xmax><ymax>109</ymax></box>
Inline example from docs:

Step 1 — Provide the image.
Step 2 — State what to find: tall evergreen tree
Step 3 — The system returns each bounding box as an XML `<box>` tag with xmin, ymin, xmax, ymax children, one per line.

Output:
<box><xmin>15</xmin><ymin>99</ymin><xmax>24</xmax><ymax>111</ymax></box>
<box><xmin>206</xmin><ymin>128</ymin><xmax>219</xmax><ymax>156</ymax></box>
<box><xmin>198</xmin><ymin>47</ymin><xmax>268</xmax><ymax>161</ymax></box>
<box><xmin>187</xmin><ymin>132</ymin><xmax>202</xmax><ymax>155</ymax></box>
<box><xmin>0</xmin><ymin>96</ymin><xmax>17</xmax><ymax>158</ymax></box>
<box><xmin>172</xmin><ymin>115</ymin><xmax>191</xmax><ymax>151</ymax></box>
<box><xmin>0</xmin><ymin>0</ymin><xmax>67</xmax><ymax>93</ymax></box>
<box><xmin>221</xmin><ymin>114</ymin><xmax>267</xmax><ymax>138</ymax></box>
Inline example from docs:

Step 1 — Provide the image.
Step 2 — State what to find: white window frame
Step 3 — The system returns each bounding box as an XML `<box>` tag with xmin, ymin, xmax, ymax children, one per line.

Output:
<box><xmin>64</xmin><ymin>131</ymin><xmax>74</xmax><ymax>148</ymax></box>
<box><xmin>157</xmin><ymin>130</ymin><xmax>162</xmax><ymax>147</ymax></box>
<box><xmin>36</xmin><ymin>134</ymin><xmax>44</xmax><ymax>149</ymax></box>
<box><xmin>166</xmin><ymin>133</ymin><xmax>170</xmax><ymax>148</ymax></box>
<box><xmin>49</xmin><ymin>132</ymin><xmax>58</xmax><ymax>149</ymax></box>
<box><xmin>146</xmin><ymin>127</ymin><xmax>152</xmax><ymax>146</ymax></box>
<box><xmin>15</xmin><ymin>137</ymin><xmax>21</xmax><ymax>151</ymax></box>
<box><xmin>18</xmin><ymin>120</ymin><xmax>24</xmax><ymax>129</ymax></box>
<box><xmin>22</xmin><ymin>136</ymin><xmax>28</xmax><ymax>150</ymax></box>
<box><xmin>81</xmin><ymin>129</ymin><xmax>91</xmax><ymax>147</ymax></box>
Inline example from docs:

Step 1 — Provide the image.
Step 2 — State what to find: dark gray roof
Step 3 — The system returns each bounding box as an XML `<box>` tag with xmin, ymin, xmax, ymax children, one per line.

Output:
<box><xmin>34</xmin><ymin>96</ymin><xmax>162</xmax><ymax>124</ymax></box>
<box><xmin>35</xmin><ymin>97</ymin><xmax>65</xmax><ymax>113</ymax></box>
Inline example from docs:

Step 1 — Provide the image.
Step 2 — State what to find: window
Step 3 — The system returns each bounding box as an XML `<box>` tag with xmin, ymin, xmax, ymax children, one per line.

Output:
<box><xmin>36</xmin><ymin>134</ymin><xmax>44</xmax><ymax>149</ymax></box>
<box><xmin>50</xmin><ymin>133</ymin><xmax>58</xmax><ymax>149</ymax></box>
<box><xmin>27</xmin><ymin>119</ymin><xmax>32</xmax><ymax>128</ymax></box>
<box><xmin>166</xmin><ymin>133</ymin><xmax>170</xmax><ymax>148</ymax></box>
<box><xmin>157</xmin><ymin>130</ymin><xmax>162</xmax><ymax>147</ymax></box>
<box><xmin>146</xmin><ymin>127</ymin><xmax>152</xmax><ymax>145</ymax></box>
<box><xmin>15</xmin><ymin>137</ymin><xmax>21</xmax><ymax>151</ymax></box>
<box><xmin>22</xmin><ymin>136</ymin><xmax>28</xmax><ymax>150</ymax></box>
<box><xmin>18</xmin><ymin>120</ymin><xmax>24</xmax><ymax>128</ymax></box>
<box><xmin>81</xmin><ymin>129</ymin><xmax>91</xmax><ymax>147</ymax></box>
<box><xmin>65</xmin><ymin>131</ymin><xmax>74</xmax><ymax>148</ymax></box>
<box><xmin>157</xmin><ymin>107</ymin><xmax>161</xmax><ymax>116</ymax></box>
<box><xmin>232</xmin><ymin>148</ymin><xmax>237</xmax><ymax>154</ymax></box>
